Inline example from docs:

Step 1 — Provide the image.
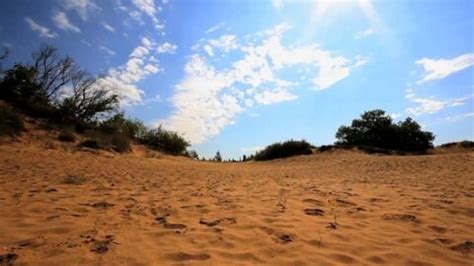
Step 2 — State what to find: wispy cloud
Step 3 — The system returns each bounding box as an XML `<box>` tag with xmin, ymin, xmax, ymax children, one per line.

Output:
<box><xmin>99</xmin><ymin>45</ymin><xmax>115</xmax><ymax>56</ymax></box>
<box><xmin>445</xmin><ymin>112</ymin><xmax>474</xmax><ymax>123</ymax></box>
<box><xmin>205</xmin><ymin>22</ymin><xmax>226</xmax><ymax>34</ymax></box>
<box><xmin>25</xmin><ymin>17</ymin><xmax>57</xmax><ymax>38</ymax></box>
<box><xmin>272</xmin><ymin>0</ymin><xmax>284</xmax><ymax>10</ymax></box>
<box><xmin>131</xmin><ymin>0</ymin><xmax>164</xmax><ymax>31</ymax></box>
<box><xmin>52</xmin><ymin>11</ymin><xmax>81</xmax><ymax>33</ymax></box>
<box><xmin>354</xmin><ymin>27</ymin><xmax>374</xmax><ymax>39</ymax></box>
<box><xmin>98</xmin><ymin>37</ymin><xmax>175</xmax><ymax>106</ymax></box>
<box><xmin>59</xmin><ymin>0</ymin><xmax>100</xmax><ymax>21</ymax></box>
<box><xmin>103</xmin><ymin>22</ymin><xmax>115</xmax><ymax>32</ymax></box>
<box><xmin>164</xmin><ymin>23</ymin><xmax>366</xmax><ymax>144</ymax></box>
<box><xmin>406</xmin><ymin>91</ymin><xmax>473</xmax><ymax>116</ymax></box>
<box><xmin>416</xmin><ymin>53</ymin><xmax>474</xmax><ymax>83</ymax></box>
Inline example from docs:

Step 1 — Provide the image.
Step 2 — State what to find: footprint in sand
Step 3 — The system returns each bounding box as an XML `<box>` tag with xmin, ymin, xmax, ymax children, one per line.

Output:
<box><xmin>304</xmin><ymin>208</ymin><xmax>325</xmax><ymax>216</ymax></box>
<box><xmin>451</xmin><ymin>241</ymin><xmax>473</xmax><ymax>253</ymax></box>
<box><xmin>199</xmin><ymin>217</ymin><xmax>236</xmax><ymax>227</ymax></box>
<box><xmin>427</xmin><ymin>225</ymin><xmax>447</xmax><ymax>234</ymax></box>
<box><xmin>165</xmin><ymin>252</ymin><xmax>211</xmax><ymax>261</ymax></box>
<box><xmin>382</xmin><ymin>214</ymin><xmax>417</xmax><ymax>222</ymax></box>
<box><xmin>91</xmin><ymin>201</ymin><xmax>115</xmax><ymax>209</ymax></box>
<box><xmin>0</xmin><ymin>253</ymin><xmax>18</xmax><ymax>265</ymax></box>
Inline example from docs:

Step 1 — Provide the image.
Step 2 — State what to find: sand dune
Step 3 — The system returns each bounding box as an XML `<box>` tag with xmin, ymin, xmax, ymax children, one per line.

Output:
<box><xmin>0</xmin><ymin>138</ymin><xmax>473</xmax><ymax>265</ymax></box>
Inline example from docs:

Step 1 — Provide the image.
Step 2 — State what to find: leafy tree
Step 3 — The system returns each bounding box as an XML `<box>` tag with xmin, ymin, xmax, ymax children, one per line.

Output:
<box><xmin>336</xmin><ymin>109</ymin><xmax>434</xmax><ymax>152</ymax></box>
<box><xmin>254</xmin><ymin>139</ymin><xmax>313</xmax><ymax>161</ymax></box>
<box><xmin>214</xmin><ymin>151</ymin><xmax>222</xmax><ymax>162</ymax></box>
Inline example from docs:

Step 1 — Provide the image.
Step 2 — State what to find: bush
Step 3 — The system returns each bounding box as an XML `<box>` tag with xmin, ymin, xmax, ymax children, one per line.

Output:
<box><xmin>0</xmin><ymin>101</ymin><xmax>24</xmax><ymax>137</ymax></box>
<box><xmin>79</xmin><ymin>139</ymin><xmax>100</xmax><ymax>149</ymax></box>
<box><xmin>79</xmin><ymin>131</ymin><xmax>131</xmax><ymax>152</ymax></box>
<box><xmin>254</xmin><ymin>140</ymin><xmax>313</xmax><ymax>161</ymax></box>
<box><xmin>336</xmin><ymin>109</ymin><xmax>434</xmax><ymax>153</ymax></box>
<box><xmin>58</xmin><ymin>129</ymin><xmax>76</xmax><ymax>142</ymax></box>
<box><xmin>140</xmin><ymin>126</ymin><xmax>190</xmax><ymax>155</ymax></box>
<box><xmin>109</xmin><ymin>132</ymin><xmax>131</xmax><ymax>152</ymax></box>
<box><xmin>99</xmin><ymin>112</ymin><xmax>147</xmax><ymax>139</ymax></box>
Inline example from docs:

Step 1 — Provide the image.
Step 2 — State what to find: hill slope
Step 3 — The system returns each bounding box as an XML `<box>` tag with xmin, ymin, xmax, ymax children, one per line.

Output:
<box><xmin>0</xmin><ymin>138</ymin><xmax>473</xmax><ymax>265</ymax></box>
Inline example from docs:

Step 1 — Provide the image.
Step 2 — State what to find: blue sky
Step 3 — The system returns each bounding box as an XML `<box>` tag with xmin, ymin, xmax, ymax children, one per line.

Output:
<box><xmin>0</xmin><ymin>0</ymin><xmax>473</xmax><ymax>159</ymax></box>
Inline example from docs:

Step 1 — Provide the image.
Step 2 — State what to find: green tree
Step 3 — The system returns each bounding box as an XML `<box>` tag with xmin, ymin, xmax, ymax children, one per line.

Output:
<box><xmin>335</xmin><ymin>109</ymin><xmax>434</xmax><ymax>152</ymax></box>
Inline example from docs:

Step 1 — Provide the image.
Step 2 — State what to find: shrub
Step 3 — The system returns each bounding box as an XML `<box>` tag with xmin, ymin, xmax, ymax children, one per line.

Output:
<box><xmin>79</xmin><ymin>131</ymin><xmax>131</xmax><ymax>152</ymax></box>
<box><xmin>99</xmin><ymin>112</ymin><xmax>147</xmax><ymax>139</ymax></box>
<box><xmin>254</xmin><ymin>140</ymin><xmax>313</xmax><ymax>161</ymax></box>
<box><xmin>0</xmin><ymin>101</ymin><xmax>24</xmax><ymax>137</ymax></box>
<box><xmin>79</xmin><ymin>139</ymin><xmax>100</xmax><ymax>149</ymax></box>
<box><xmin>58</xmin><ymin>128</ymin><xmax>76</xmax><ymax>142</ymax></box>
<box><xmin>336</xmin><ymin>109</ymin><xmax>434</xmax><ymax>153</ymax></box>
<box><xmin>140</xmin><ymin>126</ymin><xmax>190</xmax><ymax>155</ymax></box>
<box><xmin>108</xmin><ymin>132</ymin><xmax>131</xmax><ymax>152</ymax></box>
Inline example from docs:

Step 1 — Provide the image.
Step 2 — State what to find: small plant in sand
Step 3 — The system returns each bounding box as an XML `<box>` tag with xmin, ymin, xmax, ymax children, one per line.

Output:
<box><xmin>327</xmin><ymin>199</ymin><xmax>338</xmax><ymax>229</ymax></box>
<box><xmin>63</xmin><ymin>174</ymin><xmax>86</xmax><ymax>185</ymax></box>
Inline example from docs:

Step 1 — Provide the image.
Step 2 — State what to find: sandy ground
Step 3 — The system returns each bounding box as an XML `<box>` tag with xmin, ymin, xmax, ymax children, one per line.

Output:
<box><xmin>0</xmin><ymin>137</ymin><xmax>473</xmax><ymax>265</ymax></box>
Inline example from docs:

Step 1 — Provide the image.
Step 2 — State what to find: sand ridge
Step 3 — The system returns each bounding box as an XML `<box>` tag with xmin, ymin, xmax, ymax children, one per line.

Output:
<box><xmin>0</xmin><ymin>141</ymin><xmax>473</xmax><ymax>265</ymax></box>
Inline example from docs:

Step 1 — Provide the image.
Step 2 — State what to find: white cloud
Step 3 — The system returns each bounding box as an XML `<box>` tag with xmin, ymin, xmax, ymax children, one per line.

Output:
<box><xmin>272</xmin><ymin>0</ymin><xmax>284</xmax><ymax>10</ymax></box>
<box><xmin>406</xmin><ymin>94</ymin><xmax>472</xmax><ymax>116</ymax></box>
<box><xmin>98</xmin><ymin>37</ymin><xmax>166</xmax><ymax>106</ymax></box>
<box><xmin>99</xmin><ymin>45</ymin><xmax>116</xmax><ymax>56</ymax></box>
<box><xmin>103</xmin><ymin>22</ymin><xmax>115</xmax><ymax>32</ymax></box>
<box><xmin>157</xmin><ymin>42</ymin><xmax>177</xmax><ymax>54</ymax></box>
<box><xmin>164</xmin><ymin>23</ymin><xmax>366</xmax><ymax>144</ymax></box>
<box><xmin>52</xmin><ymin>11</ymin><xmax>81</xmax><ymax>33</ymax></box>
<box><xmin>59</xmin><ymin>0</ymin><xmax>100</xmax><ymax>21</ymax></box>
<box><xmin>355</xmin><ymin>27</ymin><xmax>374</xmax><ymax>39</ymax></box>
<box><xmin>25</xmin><ymin>17</ymin><xmax>57</xmax><ymax>38</ymax></box>
<box><xmin>254</xmin><ymin>88</ymin><xmax>297</xmax><ymax>105</ymax></box>
<box><xmin>205</xmin><ymin>22</ymin><xmax>225</xmax><ymax>34</ymax></box>
<box><xmin>131</xmin><ymin>0</ymin><xmax>164</xmax><ymax>31</ymax></box>
<box><xmin>242</xmin><ymin>145</ymin><xmax>264</xmax><ymax>154</ymax></box>
<box><xmin>416</xmin><ymin>53</ymin><xmax>474</xmax><ymax>83</ymax></box>
<box><xmin>445</xmin><ymin>112</ymin><xmax>474</xmax><ymax>122</ymax></box>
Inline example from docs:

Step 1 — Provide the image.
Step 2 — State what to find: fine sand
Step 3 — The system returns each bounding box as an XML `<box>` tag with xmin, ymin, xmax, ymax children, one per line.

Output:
<box><xmin>0</xmin><ymin>137</ymin><xmax>473</xmax><ymax>265</ymax></box>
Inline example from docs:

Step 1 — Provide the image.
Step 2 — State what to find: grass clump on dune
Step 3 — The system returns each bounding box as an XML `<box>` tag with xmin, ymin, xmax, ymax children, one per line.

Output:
<box><xmin>0</xmin><ymin>101</ymin><xmax>24</xmax><ymax>137</ymax></box>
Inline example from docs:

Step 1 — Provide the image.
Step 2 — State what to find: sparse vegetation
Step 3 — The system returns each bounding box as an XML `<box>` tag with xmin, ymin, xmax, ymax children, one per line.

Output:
<box><xmin>140</xmin><ymin>126</ymin><xmax>190</xmax><ymax>155</ymax></box>
<box><xmin>253</xmin><ymin>140</ymin><xmax>313</xmax><ymax>161</ymax></box>
<box><xmin>336</xmin><ymin>109</ymin><xmax>434</xmax><ymax>153</ymax></box>
<box><xmin>0</xmin><ymin>45</ymin><xmax>192</xmax><ymax>156</ymax></box>
<box><xmin>0</xmin><ymin>101</ymin><xmax>24</xmax><ymax>137</ymax></box>
<box><xmin>57</xmin><ymin>128</ymin><xmax>76</xmax><ymax>142</ymax></box>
